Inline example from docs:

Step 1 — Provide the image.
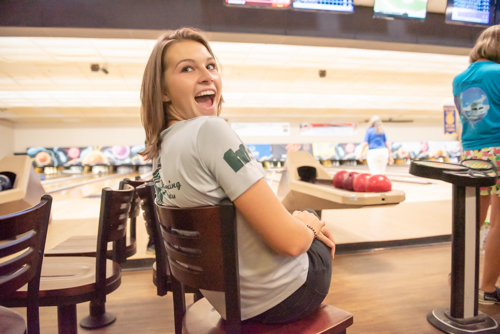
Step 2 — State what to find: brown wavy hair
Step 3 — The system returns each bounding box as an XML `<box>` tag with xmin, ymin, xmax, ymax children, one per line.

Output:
<box><xmin>139</xmin><ymin>27</ymin><xmax>223</xmax><ymax>160</ymax></box>
<box><xmin>470</xmin><ymin>25</ymin><xmax>500</xmax><ymax>64</ymax></box>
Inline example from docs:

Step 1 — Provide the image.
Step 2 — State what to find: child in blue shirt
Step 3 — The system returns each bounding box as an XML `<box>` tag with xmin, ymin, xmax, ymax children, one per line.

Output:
<box><xmin>453</xmin><ymin>25</ymin><xmax>500</xmax><ymax>305</ymax></box>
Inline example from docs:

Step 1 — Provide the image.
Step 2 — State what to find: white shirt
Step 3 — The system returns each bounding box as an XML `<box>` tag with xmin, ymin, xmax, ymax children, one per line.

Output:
<box><xmin>153</xmin><ymin>116</ymin><xmax>308</xmax><ymax>320</ymax></box>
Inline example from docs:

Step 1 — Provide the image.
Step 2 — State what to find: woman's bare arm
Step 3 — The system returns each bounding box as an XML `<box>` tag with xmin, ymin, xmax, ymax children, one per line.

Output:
<box><xmin>234</xmin><ymin>178</ymin><xmax>335</xmax><ymax>257</ymax></box>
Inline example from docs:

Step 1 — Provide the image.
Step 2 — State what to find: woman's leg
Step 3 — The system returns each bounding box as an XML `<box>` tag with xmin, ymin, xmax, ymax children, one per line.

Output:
<box><xmin>480</xmin><ymin>193</ymin><xmax>499</xmax><ymax>293</ymax></box>
<box><xmin>247</xmin><ymin>208</ymin><xmax>332</xmax><ymax>326</ymax></box>
<box><xmin>478</xmin><ymin>146</ymin><xmax>500</xmax><ymax>295</ymax></box>
<box><xmin>379</xmin><ymin>148</ymin><xmax>389</xmax><ymax>175</ymax></box>
<box><xmin>367</xmin><ymin>149</ymin><xmax>381</xmax><ymax>174</ymax></box>
<box><xmin>367</xmin><ymin>149</ymin><xmax>388</xmax><ymax>175</ymax></box>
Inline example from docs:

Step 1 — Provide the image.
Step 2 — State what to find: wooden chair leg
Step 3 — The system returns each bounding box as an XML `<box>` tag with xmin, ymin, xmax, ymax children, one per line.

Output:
<box><xmin>57</xmin><ymin>304</ymin><xmax>78</xmax><ymax>334</ymax></box>
<box><xmin>79</xmin><ymin>300</ymin><xmax>116</xmax><ymax>329</ymax></box>
<box><xmin>172</xmin><ymin>277</ymin><xmax>186</xmax><ymax>334</ymax></box>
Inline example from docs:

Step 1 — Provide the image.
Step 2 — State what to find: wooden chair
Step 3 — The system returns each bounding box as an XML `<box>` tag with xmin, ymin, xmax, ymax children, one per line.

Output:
<box><xmin>0</xmin><ymin>185</ymin><xmax>134</xmax><ymax>334</ymax></box>
<box><xmin>0</xmin><ymin>195</ymin><xmax>52</xmax><ymax>334</ymax></box>
<box><xmin>44</xmin><ymin>177</ymin><xmax>145</xmax><ymax>264</ymax></box>
<box><xmin>135</xmin><ymin>182</ymin><xmax>201</xmax><ymax>298</ymax></box>
<box><xmin>156</xmin><ymin>199</ymin><xmax>354</xmax><ymax>334</ymax></box>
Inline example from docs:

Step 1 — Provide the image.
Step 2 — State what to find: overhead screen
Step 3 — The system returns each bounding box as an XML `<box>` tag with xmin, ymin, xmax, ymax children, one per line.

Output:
<box><xmin>225</xmin><ymin>0</ymin><xmax>291</xmax><ymax>8</ymax></box>
<box><xmin>292</xmin><ymin>0</ymin><xmax>354</xmax><ymax>13</ymax></box>
<box><xmin>373</xmin><ymin>0</ymin><xmax>429</xmax><ymax>19</ymax></box>
<box><xmin>225</xmin><ymin>0</ymin><xmax>354</xmax><ymax>12</ymax></box>
<box><xmin>445</xmin><ymin>0</ymin><xmax>496</xmax><ymax>26</ymax></box>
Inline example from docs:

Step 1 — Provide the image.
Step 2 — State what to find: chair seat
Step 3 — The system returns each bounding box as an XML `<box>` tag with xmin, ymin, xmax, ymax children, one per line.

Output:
<box><xmin>1</xmin><ymin>257</ymin><xmax>121</xmax><ymax>307</ymax></box>
<box><xmin>152</xmin><ymin>261</ymin><xmax>199</xmax><ymax>294</ymax></box>
<box><xmin>0</xmin><ymin>306</ymin><xmax>26</xmax><ymax>334</ymax></box>
<box><xmin>45</xmin><ymin>235</ymin><xmax>137</xmax><ymax>259</ymax></box>
<box><xmin>183</xmin><ymin>298</ymin><xmax>353</xmax><ymax>334</ymax></box>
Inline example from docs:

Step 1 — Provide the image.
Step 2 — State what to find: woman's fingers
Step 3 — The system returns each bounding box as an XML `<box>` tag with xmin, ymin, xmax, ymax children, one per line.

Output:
<box><xmin>317</xmin><ymin>232</ymin><xmax>336</xmax><ymax>259</ymax></box>
<box><xmin>319</xmin><ymin>226</ymin><xmax>336</xmax><ymax>258</ymax></box>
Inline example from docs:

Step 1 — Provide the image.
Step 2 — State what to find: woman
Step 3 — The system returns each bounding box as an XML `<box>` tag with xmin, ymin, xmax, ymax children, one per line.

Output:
<box><xmin>140</xmin><ymin>28</ymin><xmax>335</xmax><ymax>324</ymax></box>
<box><xmin>359</xmin><ymin>115</ymin><xmax>393</xmax><ymax>175</ymax></box>
<box><xmin>453</xmin><ymin>25</ymin><xmax>500</xmax><ymax>305</ymax></box>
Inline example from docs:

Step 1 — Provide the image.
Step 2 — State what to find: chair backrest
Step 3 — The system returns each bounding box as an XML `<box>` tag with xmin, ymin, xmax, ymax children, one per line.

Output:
<box><xmin>155</xmin><ymin>199</ymin><xmax>241</xmax><ymax>333</ymax></box>
<box><xmin>95</xmin><ymin>185</ymin><xmax>134</xmax><ymax>301</ymax></box>
<box><xmin>0</xmin><ymin>194</ymin><xmax>52</xmax><ymax>334</ymax></box>
<box><xmin>119</xmin><ymin>177</ymin><xmax>149</xmax><ymax>238</ymax></box>
<box><xmin>135</xmin><ymin>182</ymin><xmax>169</xmax><ymax>296</ymax></box>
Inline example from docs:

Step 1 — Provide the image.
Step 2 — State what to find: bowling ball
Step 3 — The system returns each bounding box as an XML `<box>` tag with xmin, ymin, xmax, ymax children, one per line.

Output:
<box><xmin>353</xmin><ymin>173</ymin><xmax>371</xmax><ymax>192</ymax></box>
<box><xmin>332</xmin><ymin>170</ymin><xmax>349</xmax><ymax>189</ymax></box>
<box><xmin>0</xmin><ymin>175</ymin><xmax>12</xmax><ymax>191</ymax></box>
<box><xmin>342</xmin><ymin>172</ymin><xmax>359</xmax><ymax>191</ymax></box>
<box><xmin>366</xmin><ymin>174</ymin><xmax>392</xmax><ymax>192</ymax></box>
<box><xmin>297</xmin><ymin>166</ymin><xmax>317</xmax><ymax>183</ymax></box>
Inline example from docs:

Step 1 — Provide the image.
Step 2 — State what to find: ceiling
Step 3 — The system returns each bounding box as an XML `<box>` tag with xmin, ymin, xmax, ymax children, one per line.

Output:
<box><xmin>0</xmin><ymin>1</ymin><xmax>470</xmax><ymax>125</ymax></box>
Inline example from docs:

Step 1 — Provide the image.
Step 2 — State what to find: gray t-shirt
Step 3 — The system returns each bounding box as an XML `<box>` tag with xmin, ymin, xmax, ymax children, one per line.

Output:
<box><xmin>153</xmin><ymin>116</ymin><xmax>308</xmax><ymax>320</ymax></box>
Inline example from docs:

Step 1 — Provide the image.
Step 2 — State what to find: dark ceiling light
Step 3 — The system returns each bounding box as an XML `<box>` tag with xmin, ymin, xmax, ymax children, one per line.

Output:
<box><xmin>90</xmin><ymin>63</ymin><xmax>109</xmax><ymax>75</ymax></box>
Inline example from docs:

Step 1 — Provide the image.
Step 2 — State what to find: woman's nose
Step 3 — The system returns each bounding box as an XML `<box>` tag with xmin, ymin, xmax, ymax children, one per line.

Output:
<box><xmin>198</xmin><ymin>68</ymin><xmax>214</xmax><ymax>83</ymax></box>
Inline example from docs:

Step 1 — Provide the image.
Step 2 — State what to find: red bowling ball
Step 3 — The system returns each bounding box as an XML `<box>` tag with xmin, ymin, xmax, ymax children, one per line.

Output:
<box><xmin>353</xmin><ymin>173</ymin><xmax>371</xmax><ymax>192</ymax></box>
<box><xmin>366</xmin><ymin>174</ymin><xmax>392</xmax><ymax>192</ymax></box>
<box><xmin>332</xmin><ymin>170</ymin><xmax>349</xmax><ymax>189</ymax></box>
<box><xmin>342</xmin><ymin>172</ymin><xmax>359</xmax><ymax>191</ymax></box>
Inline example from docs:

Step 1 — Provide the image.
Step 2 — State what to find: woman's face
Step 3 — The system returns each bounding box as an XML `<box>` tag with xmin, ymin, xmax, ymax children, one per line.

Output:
<box><xmin>162</xmin><ymin>40</ymin><xmax>222</xmax><ymax>121</ymax></box>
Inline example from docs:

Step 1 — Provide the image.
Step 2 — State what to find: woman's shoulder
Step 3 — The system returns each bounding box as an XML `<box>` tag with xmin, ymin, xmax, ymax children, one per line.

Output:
<box><xmin>189</xmin><ymin>116</ymin><xmax>228</xmax><ymax>128</ymax></box>
<box><xmin>196</xmin><ymin>116</ymin><xmax>232</xmax><ymax>134</ymax></box>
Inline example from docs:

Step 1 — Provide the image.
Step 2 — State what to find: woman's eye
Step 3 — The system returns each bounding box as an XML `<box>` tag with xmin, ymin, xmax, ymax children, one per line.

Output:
<box><xmin>181</xmin><ymin>66</ymin><xmax>193</xmax><ymax>73</ymax></box>
<box><xmin>207</xmin><ymin>64</ymin><xmax>217</xmax><ymax>70</ymax></box>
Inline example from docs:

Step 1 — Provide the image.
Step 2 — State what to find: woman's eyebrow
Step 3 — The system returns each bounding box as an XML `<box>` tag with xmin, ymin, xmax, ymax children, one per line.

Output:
<box><xmin>175</xmin><ymin>57</ymin><xmax>215</xmax><ymax>68</ymax></box>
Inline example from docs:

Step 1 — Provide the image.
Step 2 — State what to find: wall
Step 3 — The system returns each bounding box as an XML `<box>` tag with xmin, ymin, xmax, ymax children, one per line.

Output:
<box><xmin>239</xmin><ymin>121</ymin><xmax>457</xmax><ymax>145</ymax></box>
<box><xmin>12</xmin><ymin>121</ymin><xmax>456</xmax><ymax>154</ymax></box>
<box><xmin>0</xmin><ymin>120</ymin><xmax>14</xmax><ymax>159</ymax></box>
<box><xmin>13</xmin><ymin>123</ymin><xmax>145</xmax><ymax>153</ymax></box>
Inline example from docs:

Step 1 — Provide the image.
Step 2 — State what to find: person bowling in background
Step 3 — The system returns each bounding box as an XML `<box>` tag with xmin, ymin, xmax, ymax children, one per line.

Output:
<box><xmin>452</xmin><ymin>25</ymin><xmax>500</xmax><ymax>305</ymax></box>
<box><xmin>359</xmin><ymin>115</ymin><xmax>394</xmax><ymax>175</ymax></box>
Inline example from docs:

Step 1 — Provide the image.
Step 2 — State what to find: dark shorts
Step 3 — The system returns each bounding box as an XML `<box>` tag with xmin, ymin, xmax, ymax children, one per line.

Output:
<box><xmin>247</xmin><ymin>238</ymin><xmax>333</xmax><ymax>324</ymax></box>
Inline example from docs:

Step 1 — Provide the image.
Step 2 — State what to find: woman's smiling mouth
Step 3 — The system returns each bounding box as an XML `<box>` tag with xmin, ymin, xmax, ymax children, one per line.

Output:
<box><xmin>195</xmin><ymin>90</ymin><xmax>215</xmax><ymax>108</ymax></box>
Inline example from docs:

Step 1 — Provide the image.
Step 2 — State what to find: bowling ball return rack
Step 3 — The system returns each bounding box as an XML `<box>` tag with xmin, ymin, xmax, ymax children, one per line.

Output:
<box><xmin>410</xmin><ymin>159</ymin><xmax>498</xmax><ymax>334</ymax></box>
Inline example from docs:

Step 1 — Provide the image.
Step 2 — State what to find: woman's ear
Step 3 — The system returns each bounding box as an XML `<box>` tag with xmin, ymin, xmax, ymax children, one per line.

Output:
<box><xmin>162</xmin><ymin>95</ymin><xmax>171</xmax><ymax>102</ymax></box>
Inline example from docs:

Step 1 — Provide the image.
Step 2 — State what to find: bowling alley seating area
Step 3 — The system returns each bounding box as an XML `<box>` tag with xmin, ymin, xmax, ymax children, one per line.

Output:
<box><xmin>1</xmin><ymin>154</ymin><xmax>497</xmax><ymax>333</ymax></box>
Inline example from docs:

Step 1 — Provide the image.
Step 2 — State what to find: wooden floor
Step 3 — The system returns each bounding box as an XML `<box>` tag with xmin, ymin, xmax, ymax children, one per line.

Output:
<box><xmin>10</xmin><ymin>244</ymin><xmax>500</xmax><ymax>333</ymax></box>
<box><xmin>13</xmin><ymin>164</ymin><xmax>494</xmax><ymax>333</ymax></box>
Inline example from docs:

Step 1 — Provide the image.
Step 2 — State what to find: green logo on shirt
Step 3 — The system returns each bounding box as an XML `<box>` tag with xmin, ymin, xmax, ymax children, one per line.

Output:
<box><xmin>153</xmin><ymin>163</ymin><xmax>182</xmax><ymax>202</ymax></box>
<box><xmin>224</xmin><ymin>144</ymin><xmax>251</xmax><ymax>173</ymax></box>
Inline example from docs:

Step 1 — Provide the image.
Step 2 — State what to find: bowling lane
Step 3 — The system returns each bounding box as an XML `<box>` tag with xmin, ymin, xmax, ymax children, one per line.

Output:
<box><xmin>48</xmin><ymin>171</ymin><xmax>138</xmax><ymax>201</ymax></box>
<box><xmin>42</xmin><ymin>173</ymin><xmax>100</xmax><ymax>191</ymax></box>
<box><xmin>45</xmin><ymin>171</ymin><xmax>140</xmax><ymax>252</ymax></box>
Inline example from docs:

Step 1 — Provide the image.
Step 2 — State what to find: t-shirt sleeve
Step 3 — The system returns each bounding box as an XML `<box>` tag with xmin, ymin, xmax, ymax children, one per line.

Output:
<box><xmin>196</xmin><ymin>118</ymin><xmax>265</xmax><ymax>201</ymax></box>
<box><xmin>487</xmin><ymin>68</ymin><xmax>500</xmax><ymax>103</ymax></box>
<box><xmin>382</xmin><ymin>133</ymin><xmax>387</xmax><ymax>142</ymax></box>
<box><xmin>364</xmin><ymin>129</ymin><xmax>370</xmax><ymax>143</ymax></box>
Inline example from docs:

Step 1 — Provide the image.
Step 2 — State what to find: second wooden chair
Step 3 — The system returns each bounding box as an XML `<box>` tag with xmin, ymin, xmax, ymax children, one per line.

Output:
<box><xmin>0</xmin><ymin>195</ymin><xmax>52</xmax><ymax>334</ymax></box>
<box><xmin>0</xmin><ymin>185</ymin><xmax>134</xmax><ymax>334</ymax></box>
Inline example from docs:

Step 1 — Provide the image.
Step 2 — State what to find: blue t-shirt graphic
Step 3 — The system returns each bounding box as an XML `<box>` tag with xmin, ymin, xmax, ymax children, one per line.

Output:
<box><xmin>364</xmin><ymin>127</ymin><xmax>387</xmax><ymax>150</ymax></box>
<box><xmin>453</xmin><ymin>61</ymin><xmax>500</xmax><ymax>150</ymax></box>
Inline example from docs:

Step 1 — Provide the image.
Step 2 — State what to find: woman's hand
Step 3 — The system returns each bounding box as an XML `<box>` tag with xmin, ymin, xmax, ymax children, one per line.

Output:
<box><xmin>292</xmin><ymin>211</ymin><xmax>336</xmax><ymax>259</ymax></box>
<box><xmin>388</xmin><ymin>156</ymin><xmax>394</xmax><ymax>165</ymax></box>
